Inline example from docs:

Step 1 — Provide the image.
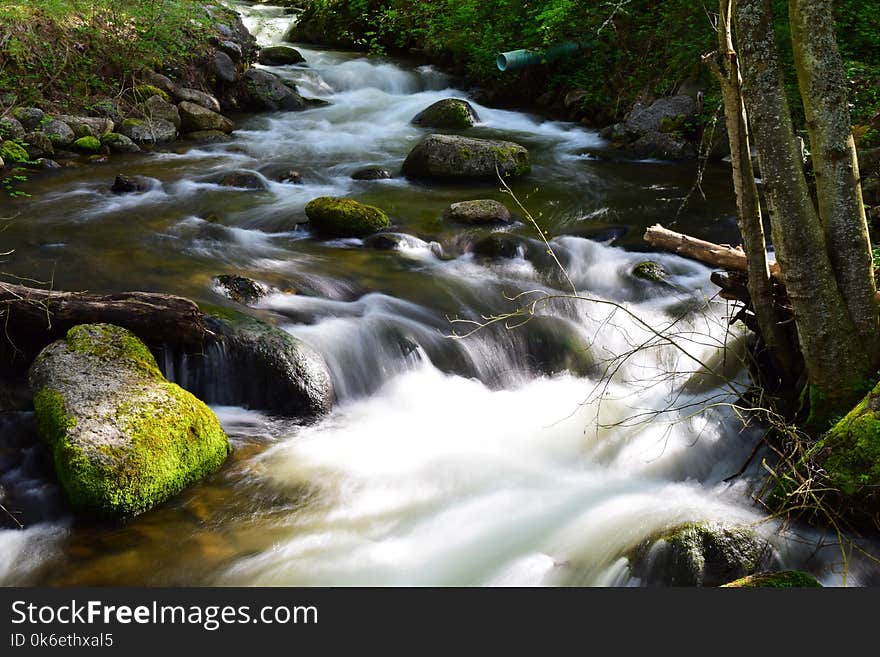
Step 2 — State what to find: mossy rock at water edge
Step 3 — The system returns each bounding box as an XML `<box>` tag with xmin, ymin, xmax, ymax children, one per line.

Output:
<box><xmin>401</xmin><ymin>134</ymin><xmax>531</xmax><ymax>182</ymax></box>
<box><xmin>305</xmin><ymin>196</ymin><xmax>390</xmax><ymax>237</ymax></box>
<box><xmin>73</xmin><ymin>136</ymin><xmax>102</xmax><ymax>153</ymax></box>
<box><xmin>411</xmin><ymin>98</ymin><xmax>480</xmax><ymax>129</ymax></box>
<box><xmin>28</xmin><ymin>324</ymin><xmax>230</xmax><ymax>518</ymax></box>
<box><xmin>0</xmin><ymin>140</ymin><xmax>29</xmax><ymax>163</ymax></box>
<box><xmin>720</xmin><ymin>571</ymin><xmax>822</xmax><ymax>588</ymax></box>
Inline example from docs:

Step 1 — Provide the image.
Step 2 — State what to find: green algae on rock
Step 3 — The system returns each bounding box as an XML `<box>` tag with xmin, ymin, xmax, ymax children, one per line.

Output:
<box><xmin>720</xmin><ymin>571</ymin><xmax>822</xmax><ymax>588</ymax></box>
<box><xmin>305</xmin><ymin>196</ymin><xmax>390</xmax><ymax>237</ymax></box>
<box><xmin>29</xmin><ymin>324</ymin><xmax>230</xmax><ymax>518</ymax></box>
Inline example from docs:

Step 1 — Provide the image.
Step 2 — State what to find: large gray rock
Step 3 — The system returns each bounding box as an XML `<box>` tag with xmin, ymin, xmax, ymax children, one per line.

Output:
<box><xmin>401</xmin><ymin>134</ymin><xmax>531</xmax><ymax>181</ymax></box>
<box><xmin>624</xmin><ymin>95</ymin><xmax>696</xmax><ymax>136</ymax></box>
<box><xmin>173</xmin><ymin>87</ymin><xmax>222</xmax><ymax>113</ymax></box>
<box><xmin>203</xmin><ymin>316</ymin><xmax>335</xmax><ymax>418</ymax></box>
<box><xmin>141</xmin><ymin>96</ymin><xmax>181</xmax><ymax>130</ymax></box>
<box><xmin>23</xmin><ymin>131</ymin><xmax>54</xmax><ymax>159</ymax></box>
<box><xmin>11</xmin><ymin>107</ymin><xmax>44</xmax><ymax>131</ymax></box>
<box><xmin>56</xmin><ymin>115</ymin><xmax>114</xmax><ymax>138</ymax></box>
<box><xmin>101</xmin><ymin>133</ymin><xmax>141</xmax><ymax>154</ymax></box>
<box><xmin>628</xmin><ymin>522</ymin><xmax>777</xmax><ymax>587</ymax></box>
<box><xmin>178</xmin><ymin>101</ymin><xmax>234</xmax><ymax>134</ymax></box>
<box><xmin>213</xmin><ymin>50</ymin><xmax>238</xmax><ymax>83</ymax></box>
<box><xmin>43</xmin><ymin>119</ymin><xmax>75</xmax><ymax>147</ymax></box>
<box><xmin>28</xmin><ymin>324</ymin><xmax>230</xmax><ymax>517</ymax></box>
<box><xmin>119</xmin><ymin>118</ymin><xmax>178</xmax><ymax>145</ymax></box>
<box><xmin>443</xmin><ymin>199</ymin><xmax>512</xmax><ymax>224</ymax></box>
<box><xmin>411</xmin><ymin>98</ymin><xmax>480</xmax><ymax>129</ymax></box>
<box><xmin>258</xmin><ymin>45</ymin><xmax>306</xmax><ymax>66</ymax></box>
<box><xmin>0</xmin><ymin>117</ymin><xmax>26</xmax><ymax>140</ymax></box>
<box><xmin>243</xmin><ymin>69</ymin><xmax>306</xmax><ymax>111</ymax></box>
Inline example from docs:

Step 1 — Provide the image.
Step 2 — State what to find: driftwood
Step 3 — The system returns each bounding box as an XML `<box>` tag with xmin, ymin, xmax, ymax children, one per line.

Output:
<box><xmin>0</xmin><ymin>282</ymin><xmax>211</xmax><ymax>368</ymax></box>
<box><xmin>643</xmin><ymin>224</ymin><xmax>782</xmax><ymax>280</ymax></box>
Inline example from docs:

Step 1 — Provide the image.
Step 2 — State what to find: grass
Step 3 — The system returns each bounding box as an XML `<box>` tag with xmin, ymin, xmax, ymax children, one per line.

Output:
<box><xmin>0</xmin><ymin>0</ymin><xmax>216</xmax><ymax>113</ymax></box>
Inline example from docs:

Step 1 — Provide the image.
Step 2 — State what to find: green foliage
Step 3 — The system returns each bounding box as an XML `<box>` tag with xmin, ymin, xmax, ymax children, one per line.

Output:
<box><xmin>0</xmin><ymin>0</ymin><xmax>213</xmax><ymax>109</ymax></box>
<box><xmin>300</xmin><ymin>0</ymin><xmax>880</xmax><ymax>127</ymax></box>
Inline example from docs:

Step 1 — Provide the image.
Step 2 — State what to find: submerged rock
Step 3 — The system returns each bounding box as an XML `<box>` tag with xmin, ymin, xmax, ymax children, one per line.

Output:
<box><xmin>411</xmin><ymin>98</ymin><xmax>480</xmax><ymax>129</ymax></box>
<box><xmin>305</xmin><ymin>196</ymin><xmax>390</xmax><ymax>238</ymax></box>
<box><xmin>352</xmin><ymin>166</ymin><xmax>393</xmax><ymax>181</ymax></box>
<box><xmin>631</xmin><ymin>261</ymin><xmax>668</xmax><ymax>282</ymax></box>
<box><xmin>721</xmin><ymin>571</ymin><xmax>822</xmax><ymax>588</ymax></box>
<box><xmin>258</xmin><ymin>45</ymin><xmax>306</xmax><ymax>66</ymax></box>
<box><xmin>629</xmin><ymin>522</ymin><xmax>776</xmax><ymax>587</ymax></box>
<box><xmin>216</xmin><ymin>170</ymin><xmax>269</xmax><ymax>190</ymax></box>
<box><xmin>443</xmin><ymin>199</ymin><xmax>512</xmax><ymax>225</ymax></box>
<box><xmin>471</xmin><ymin>234</ymin><xmax>522</xmax><ymax>259</ymax></box>
<box><xmin>28</xmin><ymin>324</ymin><xmax>230</xmax><ymax>517</ymax></box>
<box><xmin>402</xmin><ymin>134</ymin><xmax>531</xmax><ymax>181</ymax></box>
<box><xmin>212</xmin><ymin>275</ymin><xmax>270</xmax><ymax>306</ymax></box>
<box><xmin>178</xmin><ymin>101</ymin><xmax>234</xmax><ymax>134</ymax></box>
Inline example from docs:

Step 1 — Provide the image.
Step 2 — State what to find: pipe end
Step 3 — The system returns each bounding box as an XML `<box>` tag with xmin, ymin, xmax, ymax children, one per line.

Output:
<box><xmin>496</xmin><ymin>54</ymin><xmax>508</xmax><ymax>72</ymax></box>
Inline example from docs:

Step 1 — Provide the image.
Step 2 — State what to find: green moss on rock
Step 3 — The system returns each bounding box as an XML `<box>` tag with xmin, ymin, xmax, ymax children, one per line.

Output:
<box><xmin>0</xmin><ymin>140</ymin><xmax>29</xmax><ymax>163</ymax></box>
<box><xmin>721</xmin><ymin>571</ymin><xmax>822</xmax><ymax>588</ymax></box>
<box><xmin>305</xmin><ymin>196</ymin><xmax>390</xmax><ymax>238</ymax></box>
<box><xmin>29</xmin><ymin>324</ymin><xmax>230</xmax><ymax>517</ymax></box>
<box><xmin>411</xmin><ymin>98</ymin><xmax>480</xmax><ymax>129</ymax></box>
<box><xmin>632</xmin><ymin>261</ymin><xmax>667</xmax><ymax>282</ymax></box>
<box><xmin>73</xmin><ymin>136</ymin><xmax>102</xmax><ymax>152</ymax></box>
<box><xmin>133</xmin><ymin>84</ymin><xmax>170</xmax><ymax>103</ymax></box>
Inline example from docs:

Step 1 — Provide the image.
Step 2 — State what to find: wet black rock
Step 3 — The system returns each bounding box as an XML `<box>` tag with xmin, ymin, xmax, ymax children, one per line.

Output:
<box><xmin>352</xmin><ymin>166</ymin><xmax>393</xmax><ymax>181</ymax></box>
<box><xmin>212</xmin><ymin>275</ymin><xmax>270</xmax><ymax>306</ymax></box>
<box><xmin>111</xmin><ymin>174</ymin><xmax>154</xmax><ymax>194</ymax></box>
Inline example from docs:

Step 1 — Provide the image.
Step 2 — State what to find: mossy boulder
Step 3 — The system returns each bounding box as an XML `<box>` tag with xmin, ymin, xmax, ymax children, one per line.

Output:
<box><xmin>632</xmin><ymin>261</ymin><xmax>668</xmax><ymax>282</ymax></box>
<box><xmin>443</xmin><ymin>199</ymin><xmax>512</xmax><ymax>225</ymax></box>
<box><xmin>133</xmin><ymin>84</ymin><xmax>171</xmax><ymax>104</ymax></box>
<box><xmin>119</xmin><ymin>118</ymin><xmax>178</xmax><ymax>145</ymax></box>
<box><xmin>411</xmin><ymin>98</ymin><xmax>480</xmax><ymax>129</ymax></box>
<box><xmin>0</xmin><ymin>140</ymin><xmax>29</xmax><ymax>163</ymax></box>
<box><xmin>305</xmin><ymin>196</ymin><xmax>390</xmax><ymax>238</ymax></box>
<box><xmin>401</xmin><ymin>134</ymin><xmax>531</xmax><ymax>181</ymax></box>
<box><xmin>73</xmin><ymin>136</ymin><xmax>102</xmax><ymax>153</ymax></box>
<box><xmin>178</xmin><ymin>101</ymin><xmax>234</xmax><ymax>134</ymax></box>
<box><xmin>101</xmin><ymin>132</ymin><xmax>141</xmax><ymax>154</ymax></box>
<box><xmin>807</xmin><ymin>380</ymin><xmax>880</xmax><ymax>522</ymax></box>
<box><xmin>28</xmin><ymin>324</ymin><xmax>231</xmax><ymax>518</ymax></box>
<box><xmin>258</xmin><ymin>45</ymin><xmax>306</xmax><ymax>66</ymax></box>
<box><xmin>721</xmin><ymin>571</ymin><xmax>822</xmax><ymax>588</ymax></box>
<box><xmin>0</xmin><ymin>117</ymin><xmax>26</xmax><ymax>140</ymax></box>
<box><xmin>629</xmin><ymin>522</ymin><xmax>776</xmax><ymax>586</ymax></box>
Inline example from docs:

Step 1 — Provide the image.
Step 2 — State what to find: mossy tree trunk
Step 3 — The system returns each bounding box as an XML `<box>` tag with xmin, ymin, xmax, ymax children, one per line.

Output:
<box><xmin>734</xmin><ymin>0</ymin><xmax>873</xmax><ymax>428</ymax></box>
<box><xmin>789</xmin><ymin>0</ymin><xmax>879</xmax><ymax>362</ymax></box>
<box><xmin>705</xmin><ymin>1</ymin><xmax>801</xmax><ymax>383</ymax></box>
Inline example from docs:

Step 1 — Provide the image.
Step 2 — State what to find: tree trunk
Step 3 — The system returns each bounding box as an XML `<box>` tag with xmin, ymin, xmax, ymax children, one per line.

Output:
<box><xmin>734</xmin><ymin>0</ymin><xmax>871</xmax><ymax>425</ymax></box>
<box><xmin>789</xmin><ymin>0</ymin><xmax>879</xmax><ymax>362</ymax></box>
<box><xmin>704</xmin><ymin>0</ymin><xmax>800</xmax><ymax>379</ymax></box>
<box><xmin>0</xmin><ymin>282</ymin><xmax>211</xmax><ymax>370</ymax></box>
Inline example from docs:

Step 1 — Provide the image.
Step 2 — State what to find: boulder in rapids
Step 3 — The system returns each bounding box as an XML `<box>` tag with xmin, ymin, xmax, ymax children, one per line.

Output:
<box><xmin>401</xmin><ymin>134</ymin><xmax>531</xmax><ymax>181</ymax></box>
<box><xmin>178</xmin><ymin>101</ymin><xmax>234</xmax><ymax>134</ymax></box>
<box><xmin>471</xmin><ymin>234</ymin><xmax>522</xmax><ymax>259</ymax></box>
<box><xmin>243</xmin><ymin>69</ymin><xmax>307</xmax><ymax>112</ymax></box>
<box><xmin>352</xmin><ymin>166</ymin><xmax>393</xmax><ymax>181</ymax></box>
<box><xmin>305</xmin><ymin>196</ymin><xmax>390</xmax><ymax>238</ymax></box>
<box><xmin>111</xmin><ymin>174</ymin><xmax>155</xmax><ymax>194</ymax></box>
<box><xmin>411</xmin><ymin>98</ymin><xmax>480</xmax><ymax>129</ymax></box>
<box><xmin>631</xmin><ymin>261</ymin><xmax>668</xmax><ymax>282</ymax></box>
<box><xmin>258</xmin><ymin>45</ymin><xmax>306</xmax><ymax>66</ymax></box>
<box><xmin>28</xmin><ymin>324</ymin><xmax>230</xmax><ymax>517</ymax></box>
<box><xmin>212</xmin><ymin>275</ymin><xmax>270</xmax><ymax>306</ymax></box>
<box><xmin>443</xmin><ymin>199</ymin><xmax>512</xmax><ymax>225</ymax></box>
<box><xmin>215</xmin><ymin>170</ymin><xmax>269</xmax><ymax>190</ymax></box>
<box><xmin>628</xmin><ymin>522</ymin><xmax>777</xmax><ymax>587</ymax></box>
<box><xmin>202</xmin><ymin>315</ymin><xmax>335</xmax><ymax>418</ymax></box>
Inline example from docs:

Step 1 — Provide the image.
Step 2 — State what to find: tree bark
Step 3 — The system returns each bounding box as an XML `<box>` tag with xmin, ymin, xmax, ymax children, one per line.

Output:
<box><xmin>789</xmin><ymin>0</ymin><xmax>879</xmax><ymax>361</ymax></box>
<box><xmin>735</xmin><ymin>0</ymin><xmax>871</xmax><ymax>424</ymax></box>
<box><xmin>704</xmin><ymin>0</ymin><xmax>799</xmax><ymax>378</ymax></box>
<box><xmin>0</xmin><ymin>282</ymin><xmax>211</xmax><ymax>369</ymax></box>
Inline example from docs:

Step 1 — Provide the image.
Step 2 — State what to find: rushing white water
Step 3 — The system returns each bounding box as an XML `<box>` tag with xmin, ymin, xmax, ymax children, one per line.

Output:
<box><xmin>0</xmin><ymin>2</ymin><xmax>868</xmax><ymax>587</ymax></box>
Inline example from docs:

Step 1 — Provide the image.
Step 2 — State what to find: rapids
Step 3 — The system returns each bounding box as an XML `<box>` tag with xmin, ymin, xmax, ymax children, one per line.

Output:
<box><xmin>0</xmin><ymin>3</ymin><xmax>872</xmax><ymax>586</ymax></box>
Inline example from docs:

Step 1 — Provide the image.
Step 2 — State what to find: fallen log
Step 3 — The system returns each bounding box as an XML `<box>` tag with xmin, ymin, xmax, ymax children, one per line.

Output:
<box><xmin>0</xmin><ymin>282</ymin><xmax>211</xmax><ymax>369</ymax></box>
<box><xmin>643</xmin><ymin>224</ymin><xmax>781</xmax><ymax>280</ymax></box>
